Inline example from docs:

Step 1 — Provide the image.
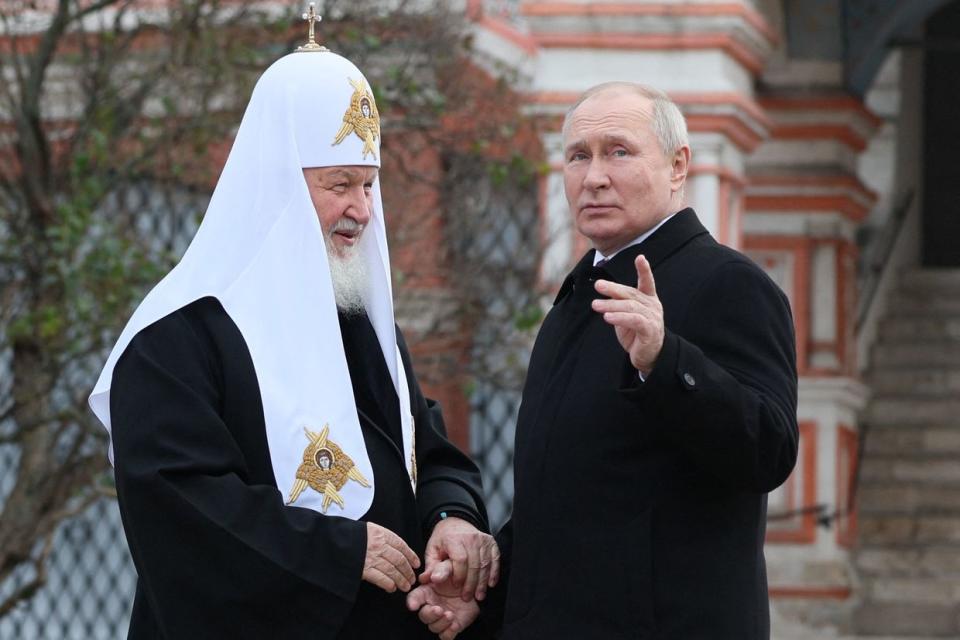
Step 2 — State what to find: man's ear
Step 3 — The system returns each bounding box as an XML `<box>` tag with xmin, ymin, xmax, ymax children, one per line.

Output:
<box><xmin>670</xmin><ymin>145</ymin><xmax>691</xmax><ymax>193</ymax></box>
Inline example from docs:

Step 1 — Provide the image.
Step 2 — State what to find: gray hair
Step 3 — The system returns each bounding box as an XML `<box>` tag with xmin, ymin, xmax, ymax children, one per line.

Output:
<box><xmin>562</xmin><ymin>82</ymin><xmax>689</xmax><ymax>156</ymax></box>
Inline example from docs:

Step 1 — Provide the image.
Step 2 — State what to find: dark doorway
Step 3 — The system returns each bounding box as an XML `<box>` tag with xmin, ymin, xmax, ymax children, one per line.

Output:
<box><xmin>922</xmin><ymin>0</ymin><xmax>960</xmax><ymax>265</ymax></box>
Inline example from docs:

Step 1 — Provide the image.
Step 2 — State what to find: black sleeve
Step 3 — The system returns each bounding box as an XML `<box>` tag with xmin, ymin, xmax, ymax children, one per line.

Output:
<box><xmin>110</xmin><ymin>309</ymin><xmax>367</xmax><ymax>639</ymax></box>
<box><xmin>395</xmin><ymin>328</ymin><xmax>490</xmax><ymax>535</ymax></box>
<box><xmin>475</xmin><ymin>516</ymin><xmax>513</xmax><ymax>633</ymax></box>
<box><xmin>622</xmin><ymin>260</ymin><xmax>799</xmax><ymax>492</ymax></box>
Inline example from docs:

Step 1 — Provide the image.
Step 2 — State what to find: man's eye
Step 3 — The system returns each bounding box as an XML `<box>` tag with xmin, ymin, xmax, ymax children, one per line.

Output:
<box><xmin>612</xmin><ymin>148</ymin><xmax>628</xmax><ymax>157</ymax></box>
<box><xmin>570</xmin><ymin>152</ymin><xmax>588</xmax><ymax>162</ymax></box>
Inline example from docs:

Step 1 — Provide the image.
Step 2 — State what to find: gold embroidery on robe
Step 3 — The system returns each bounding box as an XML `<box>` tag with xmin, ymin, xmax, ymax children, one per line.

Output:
<box><xmin>410</xmin><ymin>416</ymin><xmax>417</xmax><ymax>488</ymax></box>
<box><xmin>287</xmin><ymin>424</ymin><xmax>370</xmax><ymax>512</ymax></box>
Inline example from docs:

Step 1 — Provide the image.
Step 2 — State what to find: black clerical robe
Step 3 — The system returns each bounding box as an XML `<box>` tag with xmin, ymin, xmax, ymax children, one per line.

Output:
<box><xmin>110</xmin><ymin>296</ymin><xmax>487</xmax><ymax>639</ymax></box>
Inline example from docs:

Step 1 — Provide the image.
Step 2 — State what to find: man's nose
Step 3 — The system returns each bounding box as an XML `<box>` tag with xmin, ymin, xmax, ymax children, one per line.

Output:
<box><xmin>348</xmin><ymin>188</ymin><xmax>373</xmax><ymax>224</ymax></box>
<box><xmin>583</xmin><ymin>159</ymin><xmax>610</xmax><ymax>190</ymax></box>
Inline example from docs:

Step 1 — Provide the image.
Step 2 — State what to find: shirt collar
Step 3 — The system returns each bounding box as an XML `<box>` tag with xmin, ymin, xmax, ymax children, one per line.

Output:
<box><xmin>592</xmin><ymin>211</ymin><xmax>680</xmax><ymax>266</ymax></box>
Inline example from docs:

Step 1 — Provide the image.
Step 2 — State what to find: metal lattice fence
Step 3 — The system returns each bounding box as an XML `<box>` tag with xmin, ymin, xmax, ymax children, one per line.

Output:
<box><xmin>471</xmin><ymin>383</ymin><xmax>521</xmax><ymax>531</ymax></box>
<box><xmin>0</xmin><ymin>449</ymin><xmax>136</xmax><ymax>639</ymax></box>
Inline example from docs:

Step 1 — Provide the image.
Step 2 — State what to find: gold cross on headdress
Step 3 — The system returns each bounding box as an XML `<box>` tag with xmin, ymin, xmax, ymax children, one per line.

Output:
<box><xmin>297</xmin><ymin>3</ymin><xmax>329</xmax><ymax>52</ymax></box>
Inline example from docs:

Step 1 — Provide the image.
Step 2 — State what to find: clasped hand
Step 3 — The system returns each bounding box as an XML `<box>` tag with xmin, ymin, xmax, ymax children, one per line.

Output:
<box><xmin>405</xmin><ymin>516</ymin><xmax>500</xmax><ymax>639</ymax></box>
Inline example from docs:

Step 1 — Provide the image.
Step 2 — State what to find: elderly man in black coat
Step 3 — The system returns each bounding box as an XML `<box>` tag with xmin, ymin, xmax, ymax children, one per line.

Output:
<box><xmin>411</xmin><ymin>82</ymin><xmax>798</xmax><ymax>639</ymax></box>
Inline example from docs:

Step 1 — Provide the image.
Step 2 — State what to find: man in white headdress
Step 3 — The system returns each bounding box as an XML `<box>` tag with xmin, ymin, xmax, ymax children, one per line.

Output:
<box><xmin>89</xmin><ymin>14</ymin><xmax>497</xmax><ymax>640</ymax></box>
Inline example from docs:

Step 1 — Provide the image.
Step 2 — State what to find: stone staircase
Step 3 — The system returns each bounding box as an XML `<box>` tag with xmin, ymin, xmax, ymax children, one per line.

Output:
<box><xmin>852</xmin><ymin>269</ymin><xmax>960</xmax><ymax>638</ymax></box>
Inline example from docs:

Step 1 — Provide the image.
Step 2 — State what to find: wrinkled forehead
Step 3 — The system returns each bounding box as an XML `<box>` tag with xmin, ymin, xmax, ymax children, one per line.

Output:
<box><xmin>303</xmin><ymin>165</ymin><xmax>380</xmax><ymax>181</ymax></box>
<box><xmin>564</xmin><ymin>90</ymin><xmax>655</xmax><ymax>142</ymax></box>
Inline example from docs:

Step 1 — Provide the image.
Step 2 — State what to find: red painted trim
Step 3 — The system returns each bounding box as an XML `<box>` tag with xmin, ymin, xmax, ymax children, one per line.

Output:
<box><xmin>520</xmin><ymin>2</ymin><xmax>778</xmax><ymax>45</ymax></box>
<box><xmin>672</xmin><ymin>92</ymin><xmax>773</xmax><ymax>128</ymax></box>
<box><xmin>749</xmin><ymin>174</ymin><xmax>877</xmax><ymax>203</ymax></box>
<box><xmin>836</xmin><ymin>425</ymin><xmax>859</xmax><ymax>548</ymax></box>
<box><xmin>733</xmin><ymin>183</ymin><xmax>744</xmax><ymax>248</ymax></box>
<box><xmin>744</xmin><ymin>195</ymin><xmax>870</xmax><ymax>222</ymax></box>
<box><xmin>835</xmin><ymin>240</ymin><xmax>848</xmax><ymax>374</ymax></box>
<box><xmin>751</xmin><ymin>175</ymin><xmax>865</xmax><ymax>186</ymax></box>
<box><xmin>477</xmin><ymin>15</ymin><xmax>539</xmax><ymax>55</ymax></box>
<box><xmin>466</xmin><ymin>0</ymin><xmax>484</xmax><ymax>20</ymax></box>
<box><xmin>527</xmin><ymin>91</ymin><xmax>772</xmax><ymax>131</ymax></box>
<box><xmin>717</xmin><ymin>176</ymin><xmax>731</xmax><ymax>246</ymax></box>
<box><xmin>686</xmin><ymin>113</ymin><xmax>765</xmax><ymax>153</ymax></box>
<box><xmin>771</xmin><ymin>124</ymin><xmax>869</xmax><ymax>152</ymax></box>
<box><xmin>769</xmin><ymin>586</ymin><xmax>852</xmax><ymax>600</ymax></box>
<box><xmin>742</xmin><ymin>236</ymin><xmax>810</xmax><ymax>374</ymax></box>
<box><xmin>760</xmin><ymin>96</ymin><xmax>882</xmax><ymax>129</ymax></box>
<box><xmin>766</xmin><ymin>421</ymin><xmax>817</xmax><ymax>544</ymax></box>
<box><xmin>688</xmin><ymin>164</ymin><xmax>747</xmax><ymax>188</ymax></box>
<box><xmin>532</xmin><ymin>32</ymin><xmax>765</xmax><ymax>74</ymax></box>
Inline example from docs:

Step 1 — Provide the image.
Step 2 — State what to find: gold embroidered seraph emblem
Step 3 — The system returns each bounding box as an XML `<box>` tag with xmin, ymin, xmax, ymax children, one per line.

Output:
<box><xmin>287</xmin><ymin>424</ymin><xmax>370</xmax><ymax>513</ymax></box>
<box><xmin>332</xmin><ymin>78</ymin><xmax>380</xmax><ymax>160</ymax></box>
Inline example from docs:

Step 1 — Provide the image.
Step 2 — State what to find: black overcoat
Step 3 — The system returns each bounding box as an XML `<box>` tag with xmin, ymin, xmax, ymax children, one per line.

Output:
<box><xmin>489</xmin><ymin>208</ymin><xmax>798</xmax><ymax>639</ymax></box>
<box><xmin>110</xmin><ymin>296</ymin><xmax>487</xmax><ymax>639</ymax></box>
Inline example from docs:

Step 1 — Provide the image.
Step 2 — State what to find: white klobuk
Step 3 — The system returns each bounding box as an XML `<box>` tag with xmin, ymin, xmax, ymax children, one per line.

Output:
<box><xmin>89</xmin><ymin>51</ymin><xmax>415</xmax><ymax>520</ymax></box>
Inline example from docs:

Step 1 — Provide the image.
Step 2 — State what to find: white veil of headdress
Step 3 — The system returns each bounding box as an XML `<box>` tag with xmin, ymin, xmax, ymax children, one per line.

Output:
<box><xmin>88</xmin><ymin>51</ymin><xmax>413</xmax><ymax>520</ymax></box>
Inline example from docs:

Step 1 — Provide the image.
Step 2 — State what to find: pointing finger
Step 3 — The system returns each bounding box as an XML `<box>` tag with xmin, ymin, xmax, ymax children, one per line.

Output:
<box><xmin>635</xmin><ymin>255</ymin><xmax>657</xmax><ymax>297</ymax></box>
<box><xmin>595</xmin><ymin>279</ymin><xmax>644</xmax><ymax>301</ymax></box>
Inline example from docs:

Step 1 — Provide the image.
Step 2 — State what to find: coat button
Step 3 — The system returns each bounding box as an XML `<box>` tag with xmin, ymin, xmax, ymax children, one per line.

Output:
<box><xmin>683</xmin><ymin>372</ymin><xmax>696</xmax><ymax>387</ymax></box>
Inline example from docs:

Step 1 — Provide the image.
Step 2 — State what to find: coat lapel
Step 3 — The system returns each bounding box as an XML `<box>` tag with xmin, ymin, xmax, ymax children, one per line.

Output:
<box><xmin>600</xmin><ymin>208</ymin><xmax>709</xmax><ymax>285</ymax></box>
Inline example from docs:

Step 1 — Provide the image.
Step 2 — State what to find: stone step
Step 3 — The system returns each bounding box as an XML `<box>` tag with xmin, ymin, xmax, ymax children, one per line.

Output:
<box><xmin>871</xmin><ymin>342</ymin><xmax>960</xmax><ymax>368</ymax></box>
<box><xmin>887</xmin><ymin>294</ymin><xmax>960</xmax><ymax>317</ymax></box>
<box><xmin>867</xmin><ymin>369</ymin><xmax>960</xmax><ymax>396</ymax></box>
<box><xmin>858</xmin><ymin>484</ymin><xmax>960</xmax><ymax>514</ymax></box>
<box><xmin>879</xmin><ymin>316</ymin><xmax>960</xmax><ymax>341</ymax></box>
<box><xmin>854</xmin><ymin>546</ymin><xmax>960</xmax><ymax>578</ymax></box>
<box><xmin>858</xmin><ymin>513</ymin><xmax>960</xmax><ymax>545</ymax></box>
<box><xmin>863</xmin><ymin>398</ymin><xmax>960</xmax><ymax>426</ymax></box>
<box><xmin>861</xmin><ymin>575</ymin><xmax>960</xmax><ymax>605</ymax></box>
<box><xmin>862</xmin><ymin>426</ymin><xmax>960</xmax><ymax>455</ymax></box>
<box><xmin>859</xmin><ymin>457</ymin><xmax>960</xmax><ymax>485</ymax></box>
<box><xmin>852</xmin><ymin>269</ymin><xmax>960</xmax><ymax>639</ymax></box>
<box><xmin>851</xmin><ymin>601</ymin><xmax>960</xmax><ymax>637</ymax></box>
<box><xmin>899</xmin><ymin>268</ymin><xmax>960</xmax><ymax>293</ymax></box>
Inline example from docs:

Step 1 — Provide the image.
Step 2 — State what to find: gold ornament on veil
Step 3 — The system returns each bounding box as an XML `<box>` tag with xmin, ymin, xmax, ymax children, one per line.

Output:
<box><xmin>287</xmin><ymin>424</ymin><xmax>370</xmax><ymax>512</ymax></box>
<box><xmin>332</xmin><ymin>78</ymin><xmax>380</xmax><ymax>160</ymax></box>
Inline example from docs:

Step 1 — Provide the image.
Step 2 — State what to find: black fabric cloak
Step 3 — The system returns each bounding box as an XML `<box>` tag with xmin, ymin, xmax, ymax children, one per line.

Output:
<box><xmin>485</xmin><ymin>209</ymin><xmax>799</xmax><ymax>639</ymax></box>
<box><xmin>110</xmin><ymin>296</ymin><xmax>487</xmax><ymax>639</ymax></box>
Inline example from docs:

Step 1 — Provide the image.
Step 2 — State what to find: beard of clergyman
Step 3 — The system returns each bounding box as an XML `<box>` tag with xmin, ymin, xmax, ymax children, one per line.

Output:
<box><xmin>325</xmin><ymin>218</ymin><xmax>369</xmax><ymax>316</ymax></box>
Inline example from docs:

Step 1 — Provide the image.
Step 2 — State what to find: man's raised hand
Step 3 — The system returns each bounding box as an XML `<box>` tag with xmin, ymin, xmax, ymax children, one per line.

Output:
<box><xmin>591</xmin><ymin>254</ymin><xmax>664</xmax><ymax>377</ymax></box>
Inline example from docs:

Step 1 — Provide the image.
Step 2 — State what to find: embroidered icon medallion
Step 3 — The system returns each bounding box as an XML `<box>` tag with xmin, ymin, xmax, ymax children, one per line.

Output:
<box><xmin>287</xmin><ymin>424</ymin><xmax>370</xmax><ymax>512</ymax></box>
<box><xmin>332</xmin><ymin>78</ymin><xmax>380</xmax><ymax>160</ymax></box>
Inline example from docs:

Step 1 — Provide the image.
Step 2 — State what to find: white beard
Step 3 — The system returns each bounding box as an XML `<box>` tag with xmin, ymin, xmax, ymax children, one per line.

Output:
<box><xmin>326</xmin><ymin>238</ymin><xmax>369</xmax><ymax>316</ymax></box>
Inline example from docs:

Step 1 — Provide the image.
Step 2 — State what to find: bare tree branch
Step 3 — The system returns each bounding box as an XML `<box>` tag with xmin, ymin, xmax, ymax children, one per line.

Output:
<box><xmin>0</xmin><ymin>529</ymin><xmax>55</xmax><ymax>618</ymax></box>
